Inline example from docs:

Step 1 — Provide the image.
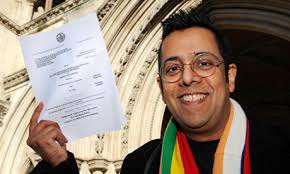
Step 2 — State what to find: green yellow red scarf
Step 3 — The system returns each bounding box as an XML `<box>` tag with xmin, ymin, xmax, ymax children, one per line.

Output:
<box><xmin>160</xmin><ymin>99</ymin><xmax>250</xmax><ymax>174</ymax></box>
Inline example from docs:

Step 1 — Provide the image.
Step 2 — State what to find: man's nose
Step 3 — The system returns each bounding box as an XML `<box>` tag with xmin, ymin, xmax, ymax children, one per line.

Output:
<box><xmin>180</xmin><ymin>64</ymin><xmax>202</xmax><ymax>85</ymax></box>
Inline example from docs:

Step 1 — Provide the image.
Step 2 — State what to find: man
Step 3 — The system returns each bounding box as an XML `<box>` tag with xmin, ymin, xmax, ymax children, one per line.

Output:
<box><xmin>27</xmin><ymin>8</ymin><xmax>289</xmax><ymax>174</ymax></box>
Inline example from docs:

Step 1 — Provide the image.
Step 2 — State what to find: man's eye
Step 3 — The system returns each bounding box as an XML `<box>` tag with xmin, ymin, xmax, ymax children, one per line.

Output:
<box><xmin>165</xmin><ymin>65</ymin><xmax>181</xmax><ymax>74</ymax></box>
<box><xmin>197</xmin><ymin>60</ymin><xmax>214</xmax><ymax>69</ymax></box>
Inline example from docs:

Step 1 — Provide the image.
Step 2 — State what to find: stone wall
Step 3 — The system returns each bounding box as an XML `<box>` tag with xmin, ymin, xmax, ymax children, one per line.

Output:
<box><xmin>2</xmin><ymin>0</ymin><xmax>289</xmax><ymax>173</ymax></box>
<box><xmin>0</xmin><ymin>0</ymin><xmax>202</xmax><ymax>173</ymax></box>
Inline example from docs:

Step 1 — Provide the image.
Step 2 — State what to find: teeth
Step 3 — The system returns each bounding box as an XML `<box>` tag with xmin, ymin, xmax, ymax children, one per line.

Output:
<box><xmin>182</xmin><ymin>94</ymin><xmax>206</xmax><ymax>102</ymax></box>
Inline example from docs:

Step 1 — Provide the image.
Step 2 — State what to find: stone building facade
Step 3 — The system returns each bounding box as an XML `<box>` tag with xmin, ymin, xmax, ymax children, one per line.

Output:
<box><xmin>0</xmin><ymin>0</ymin><xmax>289</xmax><ymax>173</ymax></box>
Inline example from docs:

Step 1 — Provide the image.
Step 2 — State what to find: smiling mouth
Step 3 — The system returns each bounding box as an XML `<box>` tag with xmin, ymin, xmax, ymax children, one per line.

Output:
<box><xmin>181</xmin><ymin>93</ymin><xmax>208</xmax><ymax>103</ymax></box>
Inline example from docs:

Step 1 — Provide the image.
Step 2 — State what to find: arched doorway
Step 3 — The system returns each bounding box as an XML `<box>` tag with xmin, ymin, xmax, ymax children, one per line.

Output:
<box><xmin>161</xmin><ymin>0</ymin><xmax>290</xmax><ymax>135</ymax></box>
<box><xmin>226</xmin><ymin>29</ymin><xmax>290</xmax><ymax>129</ymax></box>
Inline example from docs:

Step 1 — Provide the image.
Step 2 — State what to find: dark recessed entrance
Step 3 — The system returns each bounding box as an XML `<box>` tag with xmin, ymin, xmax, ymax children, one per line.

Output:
<box><xmin>225</xmin><ymin>29</ymin><xmax>290</xmax><ymax>129</ymax></box>
<box><xmin>161</xmin><ymin>29</ymin><xmax>290</xmax><ymax>137</ymax></box>
<box><xmin>160</xmin><ymin>0</ymin><xmax>290</xmax><ymax>136</ymax></box>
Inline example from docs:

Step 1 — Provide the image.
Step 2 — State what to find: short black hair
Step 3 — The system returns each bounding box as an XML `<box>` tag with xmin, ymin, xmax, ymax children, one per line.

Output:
<box><xmin>158</xmin><ymin>7</ymin><xmax>233</xmax><ymax>79</ymax></box>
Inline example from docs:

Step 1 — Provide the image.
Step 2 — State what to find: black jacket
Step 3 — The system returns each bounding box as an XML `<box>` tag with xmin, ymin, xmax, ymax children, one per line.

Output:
<box><xmin>120</xmin><ymin>119</ymin><xmax>290</xmax><ymax>174</ymax></box>
<box><xmin>31</xmin><ymin>119</ymin><xmax>290</xmax><ymax>174</ymax></box>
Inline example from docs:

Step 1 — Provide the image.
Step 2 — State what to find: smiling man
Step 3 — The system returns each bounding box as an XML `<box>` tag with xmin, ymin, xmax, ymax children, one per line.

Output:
<box><xmin>121</xmin><ymin>9</ymin><xmax>241</xmax><ymax>174</ymax></box>
<box><xmin>158</xmin><ymin>27</ymin><xmax>236</xmax><ymax>143</ymax></box>
<box><xmin>120</xmin><ymin>7</ymin><xmax>289</xmax><ymax>174</ymax></box>
<box><xmin>27</xmin><ymin>6</ymin><xmax>289</xmax><ymax>174</ymax></box>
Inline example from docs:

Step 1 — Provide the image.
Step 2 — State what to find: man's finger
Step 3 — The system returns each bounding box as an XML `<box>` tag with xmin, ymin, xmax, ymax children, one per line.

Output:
<box><xmin>33</xmin><ymin>120</ymin><xmax>59</xmax><ymax>133</ymax></box>
<box><xmin>29</xmin><ymin>102</ymin><xmax>44</xmax><ymax>133</ymax></box>
<box><xmin>55</xmin><ymin>130</ymin><xmax>68</xmax><ymax>146</ymax></box>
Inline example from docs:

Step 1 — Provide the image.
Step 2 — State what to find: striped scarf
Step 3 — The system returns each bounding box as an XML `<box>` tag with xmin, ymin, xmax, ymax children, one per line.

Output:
<box><xmin>160</xmin><ymin>99</ymin><xmax>250</xmax><ymax>174</ymax></box>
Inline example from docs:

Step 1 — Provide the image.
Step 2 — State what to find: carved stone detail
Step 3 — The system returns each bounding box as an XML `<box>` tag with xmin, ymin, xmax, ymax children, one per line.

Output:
<box><xmin>149</xmin><ymin>93</ymin><xmax>161</xmax><ymax>137</ymax></box>
<box><xmin>0</xmin><ymin>72</ymin><xmax>10</xmax><ymax>127</ymax></box>
<box><xmin>0</xmin><ymin>12</ymin><xmax>19</xmax><ymax>34</ymax></box>
<box><xmin>119</xmin><ymin>0</ymin><xmax>179</xmax><ymax>157</ymax></box>
<box><xmin>3</xmin><ymin>68</ymin><xmax>29</xmax><ymax>90</ymax></box>
<box><xmin>20</xmin><ymin>0</ymin><xmax>88</xmax><ymax>34</ymax></box>
<box><xmin>97</xmin><ymin>0</ymin><xmax>118</xmax><ymax>21</ymax></box>
<box><xmin>77</xmin><ymin>158</ymin><xmax>122</xmax><ymax>174</ymax></box>
<box><xmin>0</xmin><ymin>102</ymin><xmax>9</xmax><ymax>127</ymax></box>
<box><xmin>95</xmin><ymin>134</ymin><xmax>105</xmax><ymax>156</ymax></box>
<box><xmin>121</xmin><ymin>46</ymin><xmax>159</xmax><ymax>157</ymax></box>
<box><xmin>114</xmin><ymin>0</ymin><xmax>167</xmax><ymax>84</ymax></box>
<box><xmin>0</xmin><ymin>0</ymin><xmax>118</xmax><ymax>35</ymax></box>
<box><xmin>115</xmin><ymin>33</ymin><xmax>145</xmax><ymax>84</ymax></box>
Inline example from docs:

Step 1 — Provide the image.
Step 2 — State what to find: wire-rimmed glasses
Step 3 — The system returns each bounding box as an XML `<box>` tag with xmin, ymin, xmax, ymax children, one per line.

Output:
<box><xmin>159</xmin><ymin>52</ymin><xmax>224</xmax><ymax>83</ymax></box>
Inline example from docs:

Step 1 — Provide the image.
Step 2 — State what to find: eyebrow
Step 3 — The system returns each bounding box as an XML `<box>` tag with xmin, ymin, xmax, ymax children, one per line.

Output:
<box><xmin>162</xmin><ymin>51</ymin><xmax>203</xmax><ymax>64</ymax></box>
<box><xmin>163</xmin><ymin>56</ymin><xmax>179</xmax><ymax>64</ymax></box>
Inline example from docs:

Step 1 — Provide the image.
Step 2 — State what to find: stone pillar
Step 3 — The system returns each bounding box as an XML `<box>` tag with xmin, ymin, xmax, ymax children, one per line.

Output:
<box><xmin>14</xmin><ymin>0</ymin><xmax>37</xmax><ymax>23</ymax></box>
<box><xmin>25</xmin><ymin>0</ymin><xmax>37</xmax><ymax>22</ymax></box>
<box><xmin>26</xmin><ymin>1</ymin><xmax>37</xmax><ymax>13</ymax></box>
<box><xmin>45</xmin><ymin>0</ymin><xmax>53</xmax><ymax>12</ymax></box>
<box><xmin>104</xmin><ymin>163</ymin><xmax>117</xmax><ymax>174</ymax></box>
<box><xmin>80</xmin><ymin>161</ymin><xmax>91</xmax><ymax>174</ymax></box>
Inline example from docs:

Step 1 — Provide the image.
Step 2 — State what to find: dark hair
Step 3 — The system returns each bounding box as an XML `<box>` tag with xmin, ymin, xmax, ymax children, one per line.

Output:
<box><xmin>158</xmin><ymin>7</ymin><xmax>233</xmax><ymax>79</ymax></box>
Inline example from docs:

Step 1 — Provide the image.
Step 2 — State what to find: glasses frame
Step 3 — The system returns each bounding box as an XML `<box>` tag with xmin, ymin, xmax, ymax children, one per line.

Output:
<box><xmin>159</xmin><ymin>51</ymin><xmax>224</xmax><ymax>83</ymax></box>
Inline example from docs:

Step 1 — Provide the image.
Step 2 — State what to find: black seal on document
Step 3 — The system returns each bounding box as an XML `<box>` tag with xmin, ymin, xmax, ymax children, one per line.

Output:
<box><xmin>56</xmin><ymin>32</ymin><xmax>65</xmax><ymax>42</ymax></box>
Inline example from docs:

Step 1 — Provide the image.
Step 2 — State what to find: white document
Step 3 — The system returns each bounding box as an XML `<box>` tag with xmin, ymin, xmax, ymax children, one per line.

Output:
<box><xmin>19</xmin><ymin>13</ymin><xmax>125</xmax><ymax>142</ymax></box>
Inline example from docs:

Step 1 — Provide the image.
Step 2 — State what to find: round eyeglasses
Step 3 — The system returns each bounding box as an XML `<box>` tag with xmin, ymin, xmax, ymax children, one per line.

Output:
<box><xmin>159</xmin><ymin>52</ymin><xmax>224</xmax><ymax>83</ymax></box>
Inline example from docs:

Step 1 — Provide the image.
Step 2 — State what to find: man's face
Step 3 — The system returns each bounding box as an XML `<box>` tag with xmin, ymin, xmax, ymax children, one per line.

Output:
<box><xmin>158</xmin><ymin>27</ymin><xmax>237</xmax><ymax>140</ymax></box>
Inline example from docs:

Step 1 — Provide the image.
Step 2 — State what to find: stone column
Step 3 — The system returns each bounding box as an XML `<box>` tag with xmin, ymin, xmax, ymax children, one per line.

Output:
<box><xmin>14</xmin><ymin>0</ymin><xmax>37</xmax><ymax>23</ymax></box>
<box><xmin>80</xmin><ymin>162</ymin><xmax>91</xmax><ymax>174</ymax></box>
<box><xmin>104</xmin><ymin>163</ymin><xmax>117</xmax><ymax>174</ymax></box>
<box><xmin>25</xmin><ymin>0</ymin><xmax>38</xmax><ymax>22</ymax></box>
<box><xmin>45</xmin><ymin>0</ymin><xmax>53</xmax><ymax>12</ymax></box>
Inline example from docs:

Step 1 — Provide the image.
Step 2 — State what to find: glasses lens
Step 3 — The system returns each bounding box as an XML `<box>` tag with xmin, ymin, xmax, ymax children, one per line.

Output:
<box><xmin>161</xmin><ymin>60</ymin><xmax>182</xmax><ymax>82</ymax></box>
<box><xmin>192</xmin><ymin>53</ymin><xmax>218</xmax><ymax>77</ymax></box>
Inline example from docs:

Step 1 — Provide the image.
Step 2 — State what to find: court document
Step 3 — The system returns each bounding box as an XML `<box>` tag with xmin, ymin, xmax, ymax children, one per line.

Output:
<box><xmin>19</xmin><ymin>13</ymin><xmax>125</xmax><ymax>142</ymax></box>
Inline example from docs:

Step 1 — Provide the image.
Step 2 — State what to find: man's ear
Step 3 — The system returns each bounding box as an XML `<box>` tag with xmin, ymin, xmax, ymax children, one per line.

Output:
<box><xmin>227</xmin><ymin>64</ymin><xmax>237</xmax><ymax>93</ymax></box>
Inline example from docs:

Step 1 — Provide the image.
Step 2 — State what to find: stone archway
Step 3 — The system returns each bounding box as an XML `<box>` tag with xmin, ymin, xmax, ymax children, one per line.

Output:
<box><xmin>1</xmin><ymin>0</ymin><xmax>288</xmax><ymax>173</ymax></box>
<box><xmin>205</xmin><ymin>0</ymin><xmax>290</xmax><ymax>126</ymax></box>
<box><xmin>161</xmin><ymin>0</ymin><xmax>290</xmax><ymax>134</ymax></box>
<box><xmin>1</xmin><ymin>1</ymin><xmax>204</xmax><ymax>173</ymax></box>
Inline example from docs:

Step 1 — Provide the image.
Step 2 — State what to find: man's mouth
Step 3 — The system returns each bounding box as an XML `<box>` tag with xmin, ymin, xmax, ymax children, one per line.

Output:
<box><xmin>181</xmin><ymin>93</ymin><xmax>208</xmax><ymax>103</ymax></box>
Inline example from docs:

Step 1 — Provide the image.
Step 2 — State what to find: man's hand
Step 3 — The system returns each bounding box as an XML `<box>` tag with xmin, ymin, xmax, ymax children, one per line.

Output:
<box><xmin>27</xmin><ymin>102</ymin><xmax>68</xmax><ymax>167</ymax></box>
